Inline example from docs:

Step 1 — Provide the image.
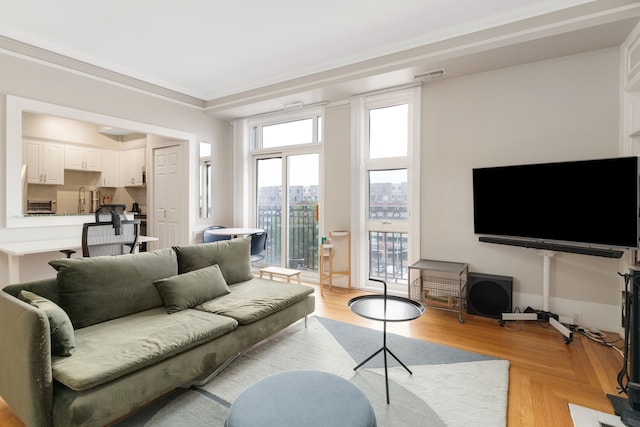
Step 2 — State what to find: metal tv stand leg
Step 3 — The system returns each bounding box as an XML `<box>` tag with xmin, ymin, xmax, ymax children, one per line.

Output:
<box><xmin>499</xmin><ymin>250</ymin><xmax>573</xmax><ymax>344</ymax></box>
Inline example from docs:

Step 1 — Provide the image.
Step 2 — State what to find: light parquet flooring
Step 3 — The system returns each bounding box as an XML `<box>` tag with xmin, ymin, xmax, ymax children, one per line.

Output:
<box><xmin>313</xmin><ymin>284</ymin><xmax>625</xmax><ymax>427</ymax></box>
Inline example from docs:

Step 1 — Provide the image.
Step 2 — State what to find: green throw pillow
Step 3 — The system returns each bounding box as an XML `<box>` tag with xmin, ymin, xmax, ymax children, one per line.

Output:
<box><xmin>20</xmin><ymin>290</ymin><xmax>75</xmax><ymax>357</ymax></box>
<box><xmin>173</xmin><ymin>237</ymin><xmax>252</xmax><ymax>285</ymax></box>
<box><xmin>154</xmin><ymin>264</ymin><xmax>231</xmax><ymax>314</ymax></box>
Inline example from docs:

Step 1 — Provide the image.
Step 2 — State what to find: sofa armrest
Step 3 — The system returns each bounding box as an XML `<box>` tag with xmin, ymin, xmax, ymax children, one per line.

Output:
<box><xmin>0</xmin><ymin>291</ymin><xmax>53</xmax><ymax>427</ymax></box>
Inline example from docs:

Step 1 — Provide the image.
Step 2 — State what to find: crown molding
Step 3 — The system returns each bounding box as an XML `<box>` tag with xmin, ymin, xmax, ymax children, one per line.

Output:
<box><xmin>0</xmin><ymin>34</ymin><xmax>206</xmax><ymax>109</ymax></box>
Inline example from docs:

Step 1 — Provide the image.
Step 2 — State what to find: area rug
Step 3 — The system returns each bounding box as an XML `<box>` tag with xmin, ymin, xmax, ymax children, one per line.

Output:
<box><xmin>568</xmin><ymin>403</ymin><xmax>625</xmax><ymax>427</ymax></box>
<box><xmin>113</xmin><ymin>315</ymin><xmax>509</xmax><ymax>427</ymax></box>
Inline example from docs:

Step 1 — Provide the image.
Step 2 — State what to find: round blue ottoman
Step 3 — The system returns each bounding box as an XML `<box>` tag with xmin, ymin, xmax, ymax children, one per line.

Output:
<box><xmin>225</xmin><ymin>370</ymin><xmax>377</xmax><ymax>427</ymax></box>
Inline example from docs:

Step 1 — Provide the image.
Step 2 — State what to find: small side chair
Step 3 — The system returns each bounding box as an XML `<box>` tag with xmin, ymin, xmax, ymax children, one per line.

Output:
<box><xmin>203</xmin><ymin>225</ymin><xmax>231</xmax><ymax>243</ymax></box>
<box><xmin>250</xmin><ymin>231</ymin><xmax>267</xmax><ymax>263</ymax></box>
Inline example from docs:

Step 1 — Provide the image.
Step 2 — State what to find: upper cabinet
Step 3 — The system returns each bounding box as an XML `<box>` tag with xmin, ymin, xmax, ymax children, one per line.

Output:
<box><xmin>123</xmin><ymin>147</ymin><xmax>146</xmax><ymax>186</ymax></box>
<box><xmin>100</xmin><ymin>150</ymin><xmax>119</xmax><ymax>187</ymax></box>
<box><xmin>64</xmin><ymin>145</ymin><xmax>102</xmax><ymax>172</ymax></box>
<box><xmin>622</xmin><ymin>22</ymin><xmax>640</xmax><ymax>155</ymax></box>
<box><xmin>23</xmin><ymin>140</ymin><xmax>65</xmax><ymax>185</ymax></box>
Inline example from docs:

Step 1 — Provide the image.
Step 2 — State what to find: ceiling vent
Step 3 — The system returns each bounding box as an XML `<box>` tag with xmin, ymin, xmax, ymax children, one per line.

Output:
<box><xmin>413</xmin><ymin>68</ymin><xmax>446</xmax><ymax>82</ymax></box>
<box><xmin>283</xmin><ymin>100</ymin><xmax>304</xmax><ymax>110</ymax></box>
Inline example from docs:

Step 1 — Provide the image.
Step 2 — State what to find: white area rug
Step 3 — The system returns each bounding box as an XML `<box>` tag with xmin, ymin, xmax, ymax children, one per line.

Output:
<box><xmin>115</xmin><ymin>315</ymin><xmax>509</xmax><ymax>426</ymax></box>
<box><xmin>569</xmin><ymin>403</ymin><xmax>625</xmax><ymax>427</ymax></box>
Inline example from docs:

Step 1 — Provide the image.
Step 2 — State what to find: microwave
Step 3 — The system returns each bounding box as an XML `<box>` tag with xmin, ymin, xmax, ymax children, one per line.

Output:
<box><xmin>27</xmin><ymin>200</ymin><xmax>56</xmax><ymax>214</ymax></box>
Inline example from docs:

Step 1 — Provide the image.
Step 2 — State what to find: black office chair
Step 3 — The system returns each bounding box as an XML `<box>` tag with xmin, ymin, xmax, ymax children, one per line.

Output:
<box><xmin>58</xmin><ymin>204</ymin><xmax>129</xmax><ymax>258</ymax></box>
<box><xmin>94</xmin><ymin>204</ymin><xmax>129</xmax><ymax>235</ymax></box>
<box><xmin>203</xmin><ymin>225</ymin><xmax>231</xmax><ymax>243</ymax></box>
<box><xmin>60</xmin><ymin>249</ymin><xmax>76</xmax><ymax>258</ymax></box>
<box><xmin>82</xmin><ymin>220</ymin><xmax>140</xmax><ymax>257</ymax></box>
<box><xmin>250</xmin><ymin>231</ymin><xmax>267</xmax><ymax>263</ymax></box>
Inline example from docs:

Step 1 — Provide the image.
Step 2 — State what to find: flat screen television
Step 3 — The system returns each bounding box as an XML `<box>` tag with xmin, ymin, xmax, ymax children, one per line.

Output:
<box><xmin>472</xmin><ymin>156</ymin><xmax>639</xmax><ymax>249</ymax></box>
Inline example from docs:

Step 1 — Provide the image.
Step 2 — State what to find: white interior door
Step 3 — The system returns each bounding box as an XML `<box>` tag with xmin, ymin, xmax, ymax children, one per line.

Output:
<box><xmin>154</xmin><ymin>145</ymin><xmax>182</xmax><ymax>249</ymax></box>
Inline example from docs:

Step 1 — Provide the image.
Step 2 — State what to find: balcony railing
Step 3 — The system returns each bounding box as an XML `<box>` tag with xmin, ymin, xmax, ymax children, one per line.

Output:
<box><xmin>257</xmin><ymin>207</ymin><xmax>408</xmax><ymax>285</ymax></box>
<box><xmin>257</xmin><ymin>205</ymin><xmax>319</xmax><ymax>271</ymax></box>
<box><xmin>369</xmin><ymin>231</ymin><xmax>409</xmax><ymax>285</ymax></box>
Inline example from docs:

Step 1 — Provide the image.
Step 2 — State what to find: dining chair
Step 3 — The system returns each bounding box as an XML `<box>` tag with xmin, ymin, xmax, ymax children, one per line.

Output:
<box><xmin>250</xmin><ymin>231</ymin><xmax>268</xmax><ymax>263</ymax></box>
<box><xmin>203</xmin><ymin>225</ymin><xmax>231</xmax><ymax>243</ymax></box>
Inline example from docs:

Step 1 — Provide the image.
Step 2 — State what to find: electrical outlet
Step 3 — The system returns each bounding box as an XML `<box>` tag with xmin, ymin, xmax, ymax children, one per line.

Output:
<box><xmin>572</xmin><ymin>312</ymin><xmax>583</xmax><ymax>326</ymax></box>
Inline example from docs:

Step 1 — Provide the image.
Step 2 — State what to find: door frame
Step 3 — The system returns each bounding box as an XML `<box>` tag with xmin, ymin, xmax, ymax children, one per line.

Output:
<box><xmin>251</xmin><ymin>147</ymin><xmax>321</xmax><ymax>270</ymax></box>
<box><xmin>148</xmin><ymin>136</ymin><xmax>191</xmax><ymax>250</ymax></box>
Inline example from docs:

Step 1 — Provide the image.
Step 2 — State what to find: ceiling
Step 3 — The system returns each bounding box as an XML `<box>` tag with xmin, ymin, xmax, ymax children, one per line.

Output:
<box><xmin>0</xmin><ymin>0</ymin><xmax>639</xmax><ymax>120</ymax></box>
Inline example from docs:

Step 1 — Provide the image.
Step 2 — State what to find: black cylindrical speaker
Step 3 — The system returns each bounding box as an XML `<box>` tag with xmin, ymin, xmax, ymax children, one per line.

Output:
<box><xmin>466</xmin><ymin>272</ymin><xmax>513</xmax><ymax>318</ymax></box>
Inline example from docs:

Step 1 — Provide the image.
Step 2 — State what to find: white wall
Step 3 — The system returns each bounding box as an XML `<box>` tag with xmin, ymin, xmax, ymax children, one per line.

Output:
<box><xmin>0</xmin><ymin>51</ymin><xmax>231</xmax><ymax>283</ymax></box>
<box><xmin>420</xmin><ymin>47</ymin><xmax>623</xmax><ymax>331</ymax></box>
<box><xmin>317</xmin><ymin>49</ymin><xmax>625</xmax><ymax>331</ymax></box>
<box><xmin>323</xmin><ymin>103</ymin><xmax>352</xmax><ymax>233</ymax></box>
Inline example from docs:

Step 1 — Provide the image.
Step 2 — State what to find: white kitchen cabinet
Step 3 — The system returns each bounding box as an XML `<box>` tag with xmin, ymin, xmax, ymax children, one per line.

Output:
<box><xmin>123</xmin><ymin>147</ymin><xmax>145</xmax><ymax>186</ymax></box>
<box><xmin>64</xmin><ymin>145</ymin><xmax>102</xmax><ymax>171</ymax></box>
<box><xmin>100</xmin><ymin>150</ymin><xmax>119</xmax><ymax>187</ymax></box>
<box><xmin>23</xmin><ymin>140</ymin><xmax>65</xmax><ymax>185</ymax></box>
<box><xmin>623</xmin><ymin>22</ymin><xmax>640</xmax><ymax>155</ymax></box>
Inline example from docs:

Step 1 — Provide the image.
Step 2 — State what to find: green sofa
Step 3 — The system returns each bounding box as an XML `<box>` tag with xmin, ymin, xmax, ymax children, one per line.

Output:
<box><xmin>0</xmin><ymin>237</ymin><xmax>315</xmax><ymax>427</ymax></box>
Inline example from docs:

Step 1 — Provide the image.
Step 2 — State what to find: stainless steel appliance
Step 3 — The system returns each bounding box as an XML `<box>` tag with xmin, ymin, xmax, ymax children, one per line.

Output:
<box><xmin>26</xmin><ymin>200</ymin><xmax>56</xmax><ymax>214</ymax></box>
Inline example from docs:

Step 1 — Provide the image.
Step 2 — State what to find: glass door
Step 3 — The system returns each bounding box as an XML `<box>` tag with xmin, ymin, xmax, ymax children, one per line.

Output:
<box><xmin>255</xmin><ymin>153</ymin><xmax>319</xmax><ymax>271</ymax></box>
<box><xmin>256</xmin><ymin>157</ymin><xmax>282</xmax><ymax>266</ymax></box>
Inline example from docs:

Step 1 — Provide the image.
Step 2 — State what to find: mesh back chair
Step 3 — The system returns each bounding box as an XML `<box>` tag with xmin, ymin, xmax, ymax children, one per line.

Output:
<box><xmin>82</xmin><ymin>220</ymin><xmax>140</xmax><ymax>257</ymax></box>
<box><xmin>250</xmin><ymin>231</ymin><xmax>267</xmax><ymax>263</ymax></box>
<box><xmin>203</xmin><ymin>225</ymin><xmax>231</xmax><ymax>243</ymax></box>
<box><xmin>94</xmin><ymin>204</ymin><xmax>128</xmax><ymax>235</ymax></box>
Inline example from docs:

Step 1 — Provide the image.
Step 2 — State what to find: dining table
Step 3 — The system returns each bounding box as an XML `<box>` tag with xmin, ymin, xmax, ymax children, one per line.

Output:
<box><xmin>205</xmin><ymin>227</ymin><xmax>264</xmax><ymax>238</ymax></box>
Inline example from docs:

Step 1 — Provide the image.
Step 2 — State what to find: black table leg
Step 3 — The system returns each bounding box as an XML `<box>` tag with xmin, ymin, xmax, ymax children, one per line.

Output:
<box><xmin>353</xmin><ymin>318</ymin><xmax>413</xmax><ymax>404</ymax></box>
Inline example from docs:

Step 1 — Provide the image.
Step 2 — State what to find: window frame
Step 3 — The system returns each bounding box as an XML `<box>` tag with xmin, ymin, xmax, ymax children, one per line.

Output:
<box><xmin>352</xmin><ymin>85</ymin><xmax>421</xmax><ymax>293</ymax></box>
<box><xmin>249</xmin><ymin>107</ymin><xmax>323</xmax><ymax>153</ymax></box>
<box><xmin>246</xmin><ymin>107</ymin><xmax>324</xmax><ymax>272</ymax></box>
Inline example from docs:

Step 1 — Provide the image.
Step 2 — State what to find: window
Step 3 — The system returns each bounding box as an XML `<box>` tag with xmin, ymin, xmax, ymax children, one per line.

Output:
<box><xmin>369</xmin><ymin>169</ymin><xmax>408</xmax><ymax>220</ymax></box>
<box><xmin>252</xmin><ymin>110</ymin><xmax>322</xmax><ymax>150</ymax></box>
<box><xmin>369</xmin><ymin>104</ymin><xmax>408</xmax><ymax>158</ymax></box>
<box><xmin>262</xmin><ymin>118</ymin><xmax>313</xmax><ymax>148</ymax></box>
<box><xmin>249</xmin><ymin>108</ymin><xmax>323</xmax><ymax>272</ymax></box>
<box><xmin>353</xmin><ymin>86</ymin><xmax>421</xmax><ymax>292</ymax></box>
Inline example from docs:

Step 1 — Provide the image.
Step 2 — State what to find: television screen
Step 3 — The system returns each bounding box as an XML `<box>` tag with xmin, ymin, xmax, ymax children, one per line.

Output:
<box><xmin>472</xmin><ymin>156</ymin><xmax>639</xmax><ymax>249</ymax></box>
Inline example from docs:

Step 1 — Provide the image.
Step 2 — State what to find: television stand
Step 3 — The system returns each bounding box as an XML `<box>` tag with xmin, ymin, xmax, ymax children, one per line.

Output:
<box><xmin>499</xmin><ymin>250</ymin><xmax>574</xmax><ymax>344</ymax></box>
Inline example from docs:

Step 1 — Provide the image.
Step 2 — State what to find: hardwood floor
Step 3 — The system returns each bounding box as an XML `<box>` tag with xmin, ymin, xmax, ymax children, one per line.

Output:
<box><xmin>0</xmin><ymin>396</ymin><xmax>25</xmax><ymax>427</ymax></box>
<box><xmin>314</xmin><ymin>284</ymin><xmax>626</xmax><ymax>427</ymax></box>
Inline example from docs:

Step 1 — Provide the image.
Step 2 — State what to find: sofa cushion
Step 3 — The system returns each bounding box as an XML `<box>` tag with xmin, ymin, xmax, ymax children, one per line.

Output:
<box><xmin>174</xmin><ymin>237</ymin><xmax>252</xmax><ymax>285</ymax></box>
<box><xmin>19</xmin><ymin>290</ymin><xmax>75</xmax><ymax>357</ymax></box>
<box><xmin>51</xmin><ymin>307</ymin><xmax>238</xmax><ymax>391</ymax></box>
<box><xmin>49</xmin><ymin>248</ymin><xmax>178</xmax><ymax>329</ymax></box>
<box><xmin>154</xmin><ymin>264</ymin><xmax>230</xmax><ymax>314</ymax></box>
<box><xmin>3</xmin><ymin>277</ymin><xmax>60</xmax><ymax>304</ymax></box>
<box><xmin>196</xmin><ymin>278</ymin><xmax>314</xmax><ymax>324</ymax></box>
